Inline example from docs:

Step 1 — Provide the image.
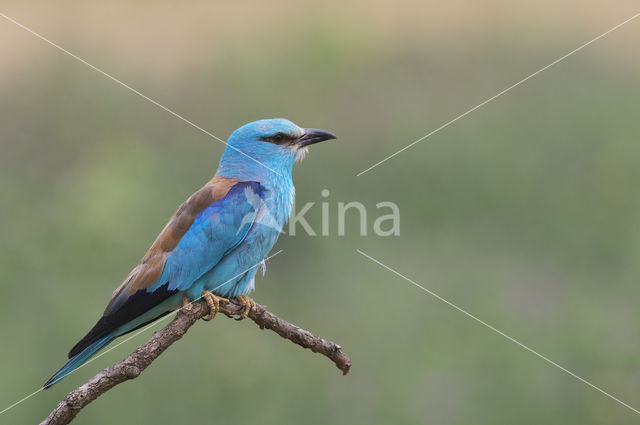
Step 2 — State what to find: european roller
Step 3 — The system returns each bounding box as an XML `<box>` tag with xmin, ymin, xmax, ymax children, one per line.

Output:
<box><xmin>44</xmin><ymin>118</ymin><xmax>336</xmax><ymax>389</ymax></box>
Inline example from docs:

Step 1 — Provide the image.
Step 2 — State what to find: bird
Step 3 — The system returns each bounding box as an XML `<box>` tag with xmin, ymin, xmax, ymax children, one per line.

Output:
<box><xmin>43</xmin><ymin>118</ymin><xmax>336</xmax><ymax>389</ymax></box>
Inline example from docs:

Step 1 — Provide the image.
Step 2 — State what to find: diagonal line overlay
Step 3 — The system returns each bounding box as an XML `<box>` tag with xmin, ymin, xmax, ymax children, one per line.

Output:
<box><xmin>357</xmin><ymin>11</ymin><xmax>640</xmax><ymax>176</ymax></box>
<box><xmin>0</xmin><ymin>250</ymin><xmax>283</xmax><ymax>416</ymax></box>
<box><xmin>357</xmin><ymin>249</ymin><xmax>640</xmax><ymax>415</ymax></box>
<box><xmin>0</xmin><ymin>12</ymin><xmax>282</xmax><ymax>177</ymax></box>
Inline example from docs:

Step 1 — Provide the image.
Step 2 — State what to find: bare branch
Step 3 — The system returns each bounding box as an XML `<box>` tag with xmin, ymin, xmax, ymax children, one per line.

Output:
<box><xmin>41</xmin><ymin>299</ymin><xmax>351</xmax><ymax>425</ymax></box>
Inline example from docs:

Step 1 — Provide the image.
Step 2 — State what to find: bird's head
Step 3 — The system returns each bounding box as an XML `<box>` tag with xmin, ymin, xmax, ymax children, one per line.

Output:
<box><xmin>217</xmin><ymin>118</ymin><xmax>336</xmax><ymax>180</ymax></box>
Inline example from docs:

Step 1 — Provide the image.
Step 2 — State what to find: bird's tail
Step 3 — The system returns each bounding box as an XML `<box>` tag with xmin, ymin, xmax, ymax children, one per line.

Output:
<box><xmin>43</xmin><ymin>334</ymin><xmax>114</xmax><ymax>389</ymax></box>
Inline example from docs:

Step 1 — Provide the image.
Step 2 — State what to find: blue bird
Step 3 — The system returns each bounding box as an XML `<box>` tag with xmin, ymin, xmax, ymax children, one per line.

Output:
<box><xmin>44</xmin><ymin>119</ymin><xmax>336</xmax><ymax>389</ymax></box>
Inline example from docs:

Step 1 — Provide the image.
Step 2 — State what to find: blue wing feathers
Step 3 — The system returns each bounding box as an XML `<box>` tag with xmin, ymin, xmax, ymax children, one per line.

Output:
<box><xmin>44</xmin><ymin>181</ymin><xmax>264</xmax><ymax>389</ymax></box>
<box><xmin>157</xmin><ymin>181</ymin><xmax>264</xmax><ymax>292</ymax></box>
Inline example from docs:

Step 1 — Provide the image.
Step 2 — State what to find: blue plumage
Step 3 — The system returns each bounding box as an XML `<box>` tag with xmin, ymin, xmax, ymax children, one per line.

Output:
<box><xmin>44</xmin><ymin>119</ymin><xmax>336</xmax><ymax>389</ymax></box>
<box><xmin>44</xmin><ymin>336</ymin><xmax>113</xmax><ymax>389</ymax></box>
<box><xmin>153</xmin><ymin>181</ymin><xmax>265</xmax><ymax>294</ymax></box>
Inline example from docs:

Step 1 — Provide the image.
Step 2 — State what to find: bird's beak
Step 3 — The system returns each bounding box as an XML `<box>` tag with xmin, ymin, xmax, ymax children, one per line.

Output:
<box><xmin>297</xmin><ymin>128</ymin><xmax>337</xmax><ymax>147</ymax></box>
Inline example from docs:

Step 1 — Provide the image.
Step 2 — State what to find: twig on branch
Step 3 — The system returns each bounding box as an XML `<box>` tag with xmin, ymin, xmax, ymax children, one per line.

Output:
<box><xmin>41</xmin><ymin>299</ymin><xmax>351</xmax><ymax>425</ymax></box>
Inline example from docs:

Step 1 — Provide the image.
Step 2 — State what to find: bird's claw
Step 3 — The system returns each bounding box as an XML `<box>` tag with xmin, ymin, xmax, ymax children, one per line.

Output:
<box><xmin>181</xmin><ymin>296</ymin><xmax>192</xmax><ymax>311</ymax></box>
<box><xmin>201</xmin><ymin>290</ymin><xmax>229</xmax><ymax>321</ymax></box>
<box><xmin>235</xmin><ymin>295</ymin><xmax>256</xmax><ymax>320</ymax></box>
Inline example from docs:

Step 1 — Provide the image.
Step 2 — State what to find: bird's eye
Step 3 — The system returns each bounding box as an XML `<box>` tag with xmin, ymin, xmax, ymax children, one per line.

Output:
<box><xmin>260</xmin><ymin>133</ymin><xmax>288</xmax><ymax>144</ymax></box>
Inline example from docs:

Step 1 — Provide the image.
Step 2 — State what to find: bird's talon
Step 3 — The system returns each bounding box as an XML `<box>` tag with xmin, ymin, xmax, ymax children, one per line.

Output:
<box><xmin>201</xmin><ymin>290</ymin><xmax>228</xmax><ymax>321</ymax></box>
<box><xmin>181</xmin><ymin>296</ymin><xmax>192</xmax><ymax>310</ymax></box>
<box><xmin>236</xmin><ymin>295</ymin><xmax>256</xmax><ymax>319</ymax></box>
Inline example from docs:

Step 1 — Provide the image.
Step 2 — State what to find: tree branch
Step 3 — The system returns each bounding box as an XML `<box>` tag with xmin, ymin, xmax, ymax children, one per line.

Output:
<box><xmin>41</xmin><ymin>299</ymin><xmax>351</xmax><ymax>425</ymax></box>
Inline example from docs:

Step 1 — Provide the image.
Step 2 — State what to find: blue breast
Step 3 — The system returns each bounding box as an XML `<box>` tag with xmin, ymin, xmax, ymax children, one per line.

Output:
<box><xmin>191</xmin><ymin>177</ymin><xmax>294</xmax><ymax>298</ymax></box>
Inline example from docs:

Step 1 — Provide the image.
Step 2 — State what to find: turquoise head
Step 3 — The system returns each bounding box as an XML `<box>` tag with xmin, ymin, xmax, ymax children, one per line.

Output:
<box><xmin>216</xmin><ymin>118</ymin><xmax>336</xmax><ymax>181</ymax></box>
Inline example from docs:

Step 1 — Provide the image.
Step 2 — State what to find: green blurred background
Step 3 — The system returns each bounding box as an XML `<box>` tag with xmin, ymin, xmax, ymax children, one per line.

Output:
<box><xmin>1</xmin><ymin>1</ymin><xmax>640</xmax><ymax>423</ymax></box>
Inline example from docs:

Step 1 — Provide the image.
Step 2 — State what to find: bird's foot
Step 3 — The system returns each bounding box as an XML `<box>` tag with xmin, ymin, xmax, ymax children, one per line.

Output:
<box><xmin>201</xmin><ymin>290</ymin><xmax>229</xmax><ymax>321</ymax></box>
<box><xmin>235</xmin><ymin>295</ymin><xmax>256</xmax><ymax>320</ymax></box>
<box><xmin>181</xmin><ymin>296</ymin><xmax>191</xmax><ymax>309</ymax></box>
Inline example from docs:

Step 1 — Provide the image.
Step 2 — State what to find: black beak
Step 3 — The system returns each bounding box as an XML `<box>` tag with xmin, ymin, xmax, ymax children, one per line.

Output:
<box><xmin>297</xmin><ymin>128</ymin><xmax>337</xmax><ymax>147</ymax></box>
